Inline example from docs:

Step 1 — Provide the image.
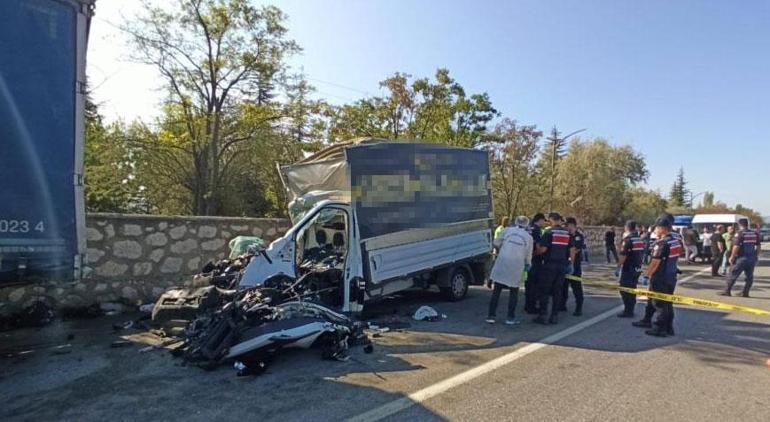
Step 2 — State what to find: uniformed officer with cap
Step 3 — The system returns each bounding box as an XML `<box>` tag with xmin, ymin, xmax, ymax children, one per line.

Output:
<box><xmin>632</xmin><ymin>213</ymin><xmax>682</xmax><ymax>337</ymax></box>
<box><xmin>558</xmin><ymin>217</ymin><xmax>584</xmax><ymax>316</ymax></box>
<box><xmin>721</xmin><ymin>218</ymin><xmax>761</xmax><ymax>297</ymax></box>
<box><xmin>616</xmin><ymin>220</ymin><xmax>645</xmax><ymax>318</ymax></box>
<box><xmin>534</xmin><ymin>212</ymin><xmax>576</xmax><ymax>324</ymax></box>
<box><xmin>525</xmin><ymin>213</ymin><xmax>547</xmax><ymax>314</ymax></box>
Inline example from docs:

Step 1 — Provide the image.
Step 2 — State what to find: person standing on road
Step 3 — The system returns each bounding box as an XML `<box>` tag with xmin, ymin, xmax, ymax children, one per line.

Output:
<box><xmin>710</xmin><ymin>225</ymin><xmax>726</xmax><ymax>276</ymax></box>
<box><xmin>684</xmin><ymin>227</ymin><xmax>699</xmax><ymax>264</ymax></box>
<box><xmin>534</xmin><ymin>212</ymin><xmax>576</xmax><ymax>325</ymax></box>
<box><xmin>494</xmin><ymin>216</ymin><xmax>510</xmax><ymax>241</ymax></box>
<box><xmin>641</xmin><ymin>225</ymin><xmax>653</xmax><ymax>265</ymax></box>
<box><xmin>700</xmin><ymin>227</ymin><xmax>713</xmax><ymax>263</ymax></box>
<box><xmin>632</xmin><ymin>214</ymin><xmax>682</xmax><ymax>337</ymax></box>
<box><xmin>721</xmin><ymin>225</ymin><xmax>735</xmax><ymax>275</ymax></box>
<box><xmin>558</xmin><ymin>217</ymin><xmax>584</xmax><ymax>316</ymax></box>
<box><xmin>605</xmin><ymin>227</ymin><xmax>618</xmax><ymax>263</ymax></box>
<box><xmin>616</xmin><ymin>220</ymin><xmax>645</xmax><ymax>318</ymax></box>
<box><xmin>486</xmin><ymin>216</ymin><xmax>533</xmax><ymax>325</ymax></box>
<box><xmin>525</xmin><ymin>213</ymin><xmax>546</xmax><ymax>314</ymax></box>
<box><xmin>721</xmin><ymin>218</ymin><xmax>761</xmax><ymax>297</ymax></box>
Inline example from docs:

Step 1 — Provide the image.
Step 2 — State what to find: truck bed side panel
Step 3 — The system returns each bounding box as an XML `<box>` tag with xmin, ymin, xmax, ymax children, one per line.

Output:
<box><xmin>365</xmin><ymin>229</ymin><xmax>491</xmax><ymax>284</ymax></box>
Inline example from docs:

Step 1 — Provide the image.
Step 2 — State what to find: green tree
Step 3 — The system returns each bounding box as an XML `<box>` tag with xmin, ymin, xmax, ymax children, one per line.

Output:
<box><xmin>555</xmin><ymin>138</ymin><xmax>648</xmax><ymax>225</ymax></box>
<box><xmin>329</xmin><ymin>69</ymin><xmax>498</xmax><ymax>147</ymax></box>
<box><xmin>622</xmin><ymin>187</ymin><xmax>668</xmax><ymax>225</ymax></box>
<box><xmin>480</xmin><ymin>119</ymin><xmax>542</xmax><ymax>219</ymax></box>
<box><xmin>668</xmin><ymin>167</ymin><xmax>690</xmax><ymax>208</ymax></box>
<box><xmin>124</xmin><ymin>0</ymin><xmax>300</xmax><ymax>215</ymax></box>
<box><xmin>84</xmin><ymin>96</ymin><xmax>146</xmax><ymax>213</ymax></box>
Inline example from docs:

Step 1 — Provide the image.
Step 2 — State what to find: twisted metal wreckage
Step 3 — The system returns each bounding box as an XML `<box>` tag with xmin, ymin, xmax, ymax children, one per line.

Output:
<box><xmin>151</xmin><ymin>247</ymin><xmax>370</xmax><ymax>377</ymax></box>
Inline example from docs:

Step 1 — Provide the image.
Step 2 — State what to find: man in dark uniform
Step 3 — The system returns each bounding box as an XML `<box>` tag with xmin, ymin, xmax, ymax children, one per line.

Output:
<box><xmin>605</xmin><ymin>227</ymin><xmax>618</xmax><ymax>263</ymax></box>
<box><xmin>558</xmin><ymin>217</ymin><xmax>584</xmax><ymax>316</ymax></box>
<box><xmin>525</xmin><ymin>213</ymin><xmax>546</xmax><ymax>314</ymax></box>
<box><xmin>632</xmin><ymin>214</ymin><xmax>682</xmax><ymax>337</ymax></box>
<box><xmin>615</xmin><ymin>220</ymin><xmax>645</xmax><ymax>318</ymax></box>
<box><xmin>534</xmin><ymin>212</ymin><xmax>576</xmax><ymax>325</ymax></box>
<box><xmin>721</xmin><ymin>218</ymin><xmax>761</xmax><ymax>297</ymax></box>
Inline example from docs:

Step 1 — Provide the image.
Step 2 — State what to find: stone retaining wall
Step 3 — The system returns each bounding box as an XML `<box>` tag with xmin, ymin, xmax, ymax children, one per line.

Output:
<box><xmin>0</xmin><ymin>218</ymin><xmax>619</xmax><ymax>315</ymax></box>
<box><xmin>0</xmin><ymin>214</ymin><xmax>291</xmax><ymax>314</ymax></box>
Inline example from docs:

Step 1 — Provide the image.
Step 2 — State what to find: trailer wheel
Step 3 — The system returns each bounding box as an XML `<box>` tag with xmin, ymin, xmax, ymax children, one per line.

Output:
<box><xmin>440</xmin><ymin>266</ymin><xmax>469</xmax><ymax>301</ymax></box>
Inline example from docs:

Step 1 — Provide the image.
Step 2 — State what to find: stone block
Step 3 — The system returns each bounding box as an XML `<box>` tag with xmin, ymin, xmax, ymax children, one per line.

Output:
<box><xmin>86</xmin><ymin>227</ymin><xmax>103</xmax><ymax>242</ymax></box>
<box><xmin>198</xmin><ymin>225</ymin><xmax>217</xmax><ymax>238</ymax></box>
<box><xmin>201</xmin><ymin>238</ymin><xmax>226</xmax><ymax>251</ymax></box>
<box><xmin>158</xmin><ymin>222</ymin><xmax>168</xmax><ymax>231</ymax></box>
<box><xmin>221</xmin><ymin>231</ymin><xmax>231</xmax><ymax>239</ymax></box>
<box><xmin>133</xmin><ymin>262</ymin><xmax>153</xmax><ymax>276</ymax></box>
<box><xmin>8</xmin><ymin>287</ymin><xmax>26</xmax><ymax>303</ymax></box>
<box><xmin>149</xmin><ymin>248</ymin><xmax>165</xmax><ymax>263</ymax></box>
<box><xmin>123</xmin><ymin>224</ymin><xmax>142</xmax><ymax>236</ymax></box>
<box><xmin>94</xmin><ymin>283</ymin><xmax>108</xmax><ymax>292</ymax></box>
<box><xmin>187</xmin><ymin>257</ymin><xmax>201</xmax><ymax>271</ymax></box>
<box><xmin>251</xmin><ymin>227</ymin><xmax>264</xmax><ymax>236</ymax></box>
<box><xmin>169</xmin><ymin>225</ymin><xmax>187</xmax><ymax>240</ymax></box>
<box><xmin>85</xmin><ymin>248</ymin><xmax>105</xmax><ymax>264</ymax></box>
<box><xmin>96</xmin><ymin>261</ymin><xmax>128</xmax><ymax>277</ymax></box>
<box><xmin>105</xmin><ymin>224</ymin><xmax>115</xmax><ymax>238</ymax></box>
<box><xmin>113</xmin><ymin>240</ymin><xmax>143</xmax><ymax>259</ymax></box>
<box><xmin>231</xmin><ymin>224</ymin><xmax>248</xmax><ymax>232</ymax></box>
<box><xmin>170</xmin><ymin>239</ymin><xmax>198</xmax><ymax>254</ymax></box>
<box><xmin>146</xmin><ymin>232</ymin><xmax>168</xmax><ymax>247</ymax></box>
<box><xmin>160</xmin><ymin>257</ymin><xmax>183</xmax><ymax>274</ymax></box>
<box><xmin>121</xmin><ymin>286</ymin><xmax>139</xmax><ymax>302</ymax></box>
<box><xmin>266</xmin><ymin>227</ymin><xmax>277</xmax><ymax>237</ymax></box>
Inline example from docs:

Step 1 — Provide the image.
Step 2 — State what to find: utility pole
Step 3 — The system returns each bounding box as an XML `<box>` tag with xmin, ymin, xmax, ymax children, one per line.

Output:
<box><xmin>547</xmin><ymin>127</ymin><xmax>587</xmax><ymax>211</ymax></box>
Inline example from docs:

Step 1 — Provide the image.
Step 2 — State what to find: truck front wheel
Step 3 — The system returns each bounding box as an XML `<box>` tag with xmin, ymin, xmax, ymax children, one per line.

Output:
<box><xmin>439</xmin><ymin>266</ymin><xmax>469</xmax><ymax>301</ymax></box>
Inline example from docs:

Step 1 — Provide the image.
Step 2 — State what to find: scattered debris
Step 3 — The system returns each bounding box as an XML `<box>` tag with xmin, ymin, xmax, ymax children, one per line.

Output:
<box><xmin>50</xmin><ymin>344</ymin><xmax>72</xmax><ymax>355</ymax></box>
<box><xmin>412</xmin><ymin>305</ymin><xmax>441</xmax><ymax>321</ymax></box>
<box><xmin>100</xmin><ymin>302</ymin><xmax>124</xmax><ymax>316</ymax></box>
<box><xmin>110</xmin><ymin>340</ymin><xmax>133</xmax><ymax>348</ymax></box>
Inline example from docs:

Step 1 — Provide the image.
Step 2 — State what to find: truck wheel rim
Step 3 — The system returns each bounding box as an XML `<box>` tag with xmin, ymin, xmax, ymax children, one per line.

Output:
<box><xmin>452</xmin><ymin>273</ymin><xmax>466</xmax><ymax>296</ymax></box>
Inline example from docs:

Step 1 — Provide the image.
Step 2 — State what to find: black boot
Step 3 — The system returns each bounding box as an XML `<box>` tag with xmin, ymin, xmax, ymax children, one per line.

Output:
<box><xmin>632</xmin><ymin>319</ymin><xmax>652</xmax><ymax>328</ymax></box>
<box><xmin>548</xmin><ymin>314</ymin><xmax>558</xmax><ymax>324</ymax></box>
<box><xmin>573</xmin><ymin>308</ymin><xmax>582</xmax><ymax>317</ymax></box>
<box><xmin>617</xmin><ymin>311</ymin><xmax>634</xmax><ymax>318</ymax></box>
<box><xmin>645</xmin><ymin>328</ymin><xmax>668</xmax><ymax>337</ymax></box>
<box><xmin>533</xmin><ymin>316</ymin><xmax>548</xmax><ymax>324</ymax></box>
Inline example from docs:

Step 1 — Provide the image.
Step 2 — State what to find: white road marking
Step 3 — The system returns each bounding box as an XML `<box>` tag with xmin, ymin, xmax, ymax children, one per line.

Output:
<box><xmin>346</xmin><ymin>267</ymin><xmax>711</xmax><ymax>422</ymax></box>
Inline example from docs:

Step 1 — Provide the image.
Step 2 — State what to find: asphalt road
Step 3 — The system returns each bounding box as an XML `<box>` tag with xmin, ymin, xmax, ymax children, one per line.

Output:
<box><xmin>2</xmin><ymin>254</ymin><xmax>769</xmax><ymax>421</ymax></box>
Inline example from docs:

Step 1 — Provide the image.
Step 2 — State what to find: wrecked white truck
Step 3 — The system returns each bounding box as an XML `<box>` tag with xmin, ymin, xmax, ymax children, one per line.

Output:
<box><xmin>152</xmin><ymin>139</ymin><xmax>494</xmax><ymax>374</ymax></box>
<box><xmin>239</xmin><ymin>139</ymin><xmax>494</xmax><ymax>314</ymax></box>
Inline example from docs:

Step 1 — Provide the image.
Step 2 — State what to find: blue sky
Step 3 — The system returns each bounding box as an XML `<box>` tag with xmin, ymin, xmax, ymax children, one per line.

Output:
<box><xmin>89</xmin><ymin>0</ymin><xmax>770</xmax><ymax>213</ymax></box>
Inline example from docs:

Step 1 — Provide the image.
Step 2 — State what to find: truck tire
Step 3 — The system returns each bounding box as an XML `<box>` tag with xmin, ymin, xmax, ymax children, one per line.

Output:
<box><xmin>439</xmin><ymin>266</ymin><xmax>470</xmax><ymax>301</ymax></box>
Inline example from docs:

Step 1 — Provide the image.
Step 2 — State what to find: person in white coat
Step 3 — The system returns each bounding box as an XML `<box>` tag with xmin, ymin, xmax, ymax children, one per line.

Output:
<box><xmin>486</xmin><ymin>215</ymin><xmax>533</xmax><ymax>325</ymax></box>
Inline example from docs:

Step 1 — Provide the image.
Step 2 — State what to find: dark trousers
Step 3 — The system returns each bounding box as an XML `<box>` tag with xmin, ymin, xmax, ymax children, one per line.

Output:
<box><xmin>619</xmin><ymin>269</ymin><xmax>641</xmax><ymax>314</ymax></box>
<box><xmin>606</xmin><ymin>244</ymin><xmax>618</xmax><ymax>263</ymax></box>
<box><xmin>524</xmin><ymin>265</ymin><xmax>540</xmax><ymax>312</ymax></box>
<box><xmin>711</xmin><ymin>249</ymin><xmax>724</xmax><ymax>275</ymax></box>
<box><xmin>641</xmin><ymin>280</ymin><xmax>675</xmax><ymax>331</ymax></box>
<box><xmin>488</xmin><ymin>282</ymin><xmax>519</xmax><ymax>319</ymax></box>
<box><xmin>726</xmin><ymin>257</ymin><xmax>756</xmax><ymax>295</ymax></box>
<box><xmin>559</xmin><ymin>262</ymin><xmax>583</xmax><ymax>312</ymax></box>
<box><xmin>537</xmin><ymin>265</ymin><xmax>565</xmax><ymax>318</ymax></box>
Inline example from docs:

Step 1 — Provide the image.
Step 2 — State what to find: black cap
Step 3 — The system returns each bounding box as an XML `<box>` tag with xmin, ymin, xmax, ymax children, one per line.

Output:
<box><xmin>625</xmin><ymin>220</ymin><xmax>637</xmax><ymax>230</ymax></box>
<box><xmin>548</xmin><ymin>212</ymin><xmax>562</xmax><ymax>221</ymax></box>
<box><xmin>655</xmin><ymin>213</ymin><xmax>673</xmax><ymax>228</ymax></box>
<box><xmin>565</xmin><ymin>217</ymin><xmax>577</xmax><ymax>225</ymax></box>
<box><xmin>739</xmin><ymin>218</ymin><xmax>749</xmax><ymax>226</ymax></box>
<box><xmin>532</xmin><ymin>213</ymin><xmax>546</xmax><ymax>223</ymax></box>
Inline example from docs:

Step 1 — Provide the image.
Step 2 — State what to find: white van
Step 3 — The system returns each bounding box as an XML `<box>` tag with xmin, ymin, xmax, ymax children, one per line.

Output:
<box><xmin>691</xmin><ymin>214</ymin><xmax>749</xmax><ymax>231</ymax></box>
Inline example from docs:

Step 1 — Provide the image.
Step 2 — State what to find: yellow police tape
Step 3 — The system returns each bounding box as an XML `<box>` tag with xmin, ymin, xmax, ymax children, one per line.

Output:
<box><xmin>565</xmin><ymin>274</ymin><xmax>770</xmax><ymax>317</ymax></box>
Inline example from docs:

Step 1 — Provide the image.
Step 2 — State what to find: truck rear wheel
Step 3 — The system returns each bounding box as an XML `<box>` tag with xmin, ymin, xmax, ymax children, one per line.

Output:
<box><xmin>440</xmin><ymin>266</ymin><xmax>469</xmax><ymax>301</ymax></box>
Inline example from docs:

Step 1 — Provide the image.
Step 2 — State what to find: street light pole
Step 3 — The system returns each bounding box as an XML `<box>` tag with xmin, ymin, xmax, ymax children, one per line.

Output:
<box><xmin>548</xmin><ymin>128</ymin><xmax>587</xmax><ymax>210</ymax></box>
